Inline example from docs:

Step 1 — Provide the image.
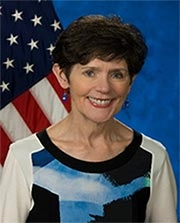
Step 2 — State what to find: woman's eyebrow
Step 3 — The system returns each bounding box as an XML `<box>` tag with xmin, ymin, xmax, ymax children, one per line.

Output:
<box><xmin>81</xmin><ymin>66</ymin><xmax>128</xmax><ymax>73</ymax></box>
<box><xmin>81</xmin><ymin>66</ymin><xmax>99</xmax><ymax>71</ymax></box>
<box><xmin>108</xmin><ymin>68</ymin><xmax>129</xmax><ymax>73</ymax></box>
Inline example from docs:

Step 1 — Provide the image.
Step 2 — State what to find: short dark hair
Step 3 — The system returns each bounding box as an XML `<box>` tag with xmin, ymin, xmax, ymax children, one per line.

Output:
<box><xmin>52</xmin><ymin>15</ymin><xmax>148</xmax><ymax>78</ymax></box>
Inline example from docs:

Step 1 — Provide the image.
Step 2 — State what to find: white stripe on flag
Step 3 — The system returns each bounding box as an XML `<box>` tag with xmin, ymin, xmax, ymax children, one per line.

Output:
<box><xmin>30</xmin><ymin>77</ymin><xmax>68</xmax><ymax>124</ymax></box>
<box><xmin>0</xmin><ymin>103</ymin><xmax>31</xmax><ymax>142</ymax></box>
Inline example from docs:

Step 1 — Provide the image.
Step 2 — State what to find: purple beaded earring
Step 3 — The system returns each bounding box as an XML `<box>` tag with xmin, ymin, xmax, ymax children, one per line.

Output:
<box><xmin>62</xmin><ymin>92</ymin><xmax>68</xmax><ymax>101</ymax></box>
<box><xmin>122</xmin><ymin>98</ymin><xmax>130</xmax><ymax>109</ymax></box>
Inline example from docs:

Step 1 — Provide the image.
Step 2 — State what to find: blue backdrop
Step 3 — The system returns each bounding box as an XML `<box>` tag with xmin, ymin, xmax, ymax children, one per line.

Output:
<box><xmin>52</xmin><ymin>0</ymin><xmax>179</xmax><ymax>219</ymax></box>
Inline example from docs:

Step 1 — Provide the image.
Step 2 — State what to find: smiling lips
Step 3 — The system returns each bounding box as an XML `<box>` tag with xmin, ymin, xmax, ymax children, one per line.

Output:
<box><xmin>88</xmin><ymin>96</ymin><xmax>112</xmax><ymax>107</ymax></box>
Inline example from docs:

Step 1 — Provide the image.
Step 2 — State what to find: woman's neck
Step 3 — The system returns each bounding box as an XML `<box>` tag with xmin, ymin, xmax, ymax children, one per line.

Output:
<box><xmin>50</xmin><ymin>112</ymin><xmax>117</xmax><ymax>140</ymax></box>
<box><xmin>47</xmin><ymin>113</ymin><xmax>133</xmax><ymax>162</ymax></box>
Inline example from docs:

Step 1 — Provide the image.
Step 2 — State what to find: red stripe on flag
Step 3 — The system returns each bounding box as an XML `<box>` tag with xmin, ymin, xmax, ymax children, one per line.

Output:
<box><xmin>0</xmin><ymin>127</ymin><xmax>12</xmax><ymax>165</ymax></box>
<box><xmin>47</xmin><ymin>72</ymin><xmax>71</xmax><ymax>112</ymax></box>
<box><xmin>12</xmin><ymin>90</ymin><xmax>51</xmax><ymax>133</ymax></box>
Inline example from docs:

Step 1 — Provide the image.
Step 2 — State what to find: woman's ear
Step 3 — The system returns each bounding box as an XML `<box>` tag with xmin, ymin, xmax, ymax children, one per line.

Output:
<box><xmin>129</xmin><ymin>74</ymin><xmax>137</xmax><ymax>86</ymax></box>
<box><xmin>52</xmin><ymin>63</ymin><xmax>70</xmax><ymax>89</ymax></box>
<box><xmin>127</xmin><ymin>74</ymin><xmax>136</xmax><ymax>94</ymax></box>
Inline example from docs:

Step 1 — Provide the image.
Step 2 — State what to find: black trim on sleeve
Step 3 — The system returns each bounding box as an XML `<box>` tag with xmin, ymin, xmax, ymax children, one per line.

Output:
<box><xmin>26</xmin><ymin>184</ymin><xmax>60</xmax><ymax>223</ymax></box>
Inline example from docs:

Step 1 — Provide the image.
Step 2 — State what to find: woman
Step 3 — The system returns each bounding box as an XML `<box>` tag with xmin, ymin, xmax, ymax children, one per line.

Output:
<box><xmin>0</xmin><ymin>15</ymin><xmax>177</xmax><ymax>222</ymax></box>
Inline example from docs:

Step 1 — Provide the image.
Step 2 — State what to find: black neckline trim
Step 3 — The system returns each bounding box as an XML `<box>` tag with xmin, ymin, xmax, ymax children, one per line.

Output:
<box><xmin>37</xmin><ymin>129</ymin><xmax>142</xmax><ymax>173</ymax></box>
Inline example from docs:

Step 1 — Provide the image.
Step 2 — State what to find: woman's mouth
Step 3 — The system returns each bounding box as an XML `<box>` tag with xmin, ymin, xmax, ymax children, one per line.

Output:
<box><xmin>88</xmin><ymin>97</ymin><xmax>112</xmax><ymax>107</ymax></box>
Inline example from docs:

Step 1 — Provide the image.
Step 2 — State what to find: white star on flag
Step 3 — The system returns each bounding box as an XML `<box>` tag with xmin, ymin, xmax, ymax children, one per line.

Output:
<box><xmin>31</xmin><ymin>14</ymin><xmax>42</xmax><ymax>27</ymax></box>
<box><xmin>23</xmin><ymin>62</ymin><xmax>34</xmax><ymax>74</ymax></box>
<box><xmin>7</xmin><ymin>34</ymin><xmax>18</xmax><ymax>46</ymax></box>
<box><xmin>47</xmin><ymin>43</ymin><xmax>55</xmax><ymax>55</ymax></box>
<box><xmin>51</xmin><ymin>20</ymin><xmax>61</xmax><ymax>31</ymax></box>
<box><xmin>0</xmin><ymin>81</ymin><xmax>10</xmax><ymax>92</ymax></box>
<box><xmin>28</xmin><ymin>39</ymin><xmax>39</xmax><ymax>50</ymax></box>
<box><xmin>11</xmin><ymin>9</ymin><xmax>23</xmax><ymax>21</ymax></box>
<box><xmin>3</xmin><ymin>58</ymin><xmax>15</xmax><ymax>69</ymax></box>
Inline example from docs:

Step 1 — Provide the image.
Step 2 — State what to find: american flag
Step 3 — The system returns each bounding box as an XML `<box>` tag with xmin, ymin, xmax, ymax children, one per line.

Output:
<box><xmin>0</xmin><ymin>0</ymin><xmax>71</xmax><ymax>169</ymax></box>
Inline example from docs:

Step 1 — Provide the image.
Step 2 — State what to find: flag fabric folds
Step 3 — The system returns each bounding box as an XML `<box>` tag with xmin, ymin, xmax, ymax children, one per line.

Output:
<box><xmin>0</xmin><ymin>0</ymin><xmax>71</xmax><ymax>167</ymax></box>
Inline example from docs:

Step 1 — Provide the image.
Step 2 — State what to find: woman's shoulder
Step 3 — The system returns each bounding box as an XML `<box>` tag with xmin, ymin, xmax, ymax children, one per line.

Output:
<box><xmin>140</xmin><ymin>133</ymin><xmax>166</xmax><ymax>155</ymax></box>
<box><xmin>140</xmin><ymin>133</ymin><xmax>169</xmax><ymax>171</ymax></box>
<box><xmin>9</xmin><ymin>132</ymin><xmax>43</xmax><ymax>158</ymax></box>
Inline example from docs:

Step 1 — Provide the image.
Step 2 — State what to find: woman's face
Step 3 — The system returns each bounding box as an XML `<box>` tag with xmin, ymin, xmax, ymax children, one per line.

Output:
<box><xmin>59</xmin><ymin>58</ymin><xmax>135</xmax><ymax>124</ymax></box>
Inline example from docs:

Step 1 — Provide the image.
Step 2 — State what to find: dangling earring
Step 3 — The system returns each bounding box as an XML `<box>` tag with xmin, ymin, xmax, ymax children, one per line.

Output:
<box><xmin>122</xmin><ymin>98</ymin><xmax>130</xmax><ymax>109</ymax></box>
<box><xmin>62</xmin><ymin>92</ymin><xmax>68</xmax><ymax>101</ymax></box>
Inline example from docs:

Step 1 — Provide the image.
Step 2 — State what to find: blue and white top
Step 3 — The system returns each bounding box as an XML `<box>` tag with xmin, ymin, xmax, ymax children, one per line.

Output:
<box><xmin>0</xmin><ymin>129</ymin><xmax>177</xmax><ymax>222</ymax></box>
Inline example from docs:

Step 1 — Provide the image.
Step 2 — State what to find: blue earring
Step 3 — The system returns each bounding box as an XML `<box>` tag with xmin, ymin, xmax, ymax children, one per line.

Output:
<box><xmin>122</xmin><ymin>99</ymin><xmax>130</xmax><ymax>109</ymax></box>
<box><xmin>62</xmin><ymin>92</ymin><xmax>68</xmax><ymax>101</ymax></box>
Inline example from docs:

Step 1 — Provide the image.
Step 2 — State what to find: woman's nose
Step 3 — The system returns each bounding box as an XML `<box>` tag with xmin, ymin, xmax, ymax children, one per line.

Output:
<box><xmin>95</xmin><ymin>76</ymin><xmax>111</xmax><ymax>93</ymax></box>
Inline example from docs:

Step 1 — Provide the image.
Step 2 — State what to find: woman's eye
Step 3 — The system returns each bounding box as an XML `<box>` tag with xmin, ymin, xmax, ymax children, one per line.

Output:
<box><xmin>111</xmin><ymin>72</ymin><xmax>125</xmax><ymax>79</ymax></box>
<box><xmin>83</xmin><ymin>70</ymin><xmax>95</xmax><ymax>77</ymax></box>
